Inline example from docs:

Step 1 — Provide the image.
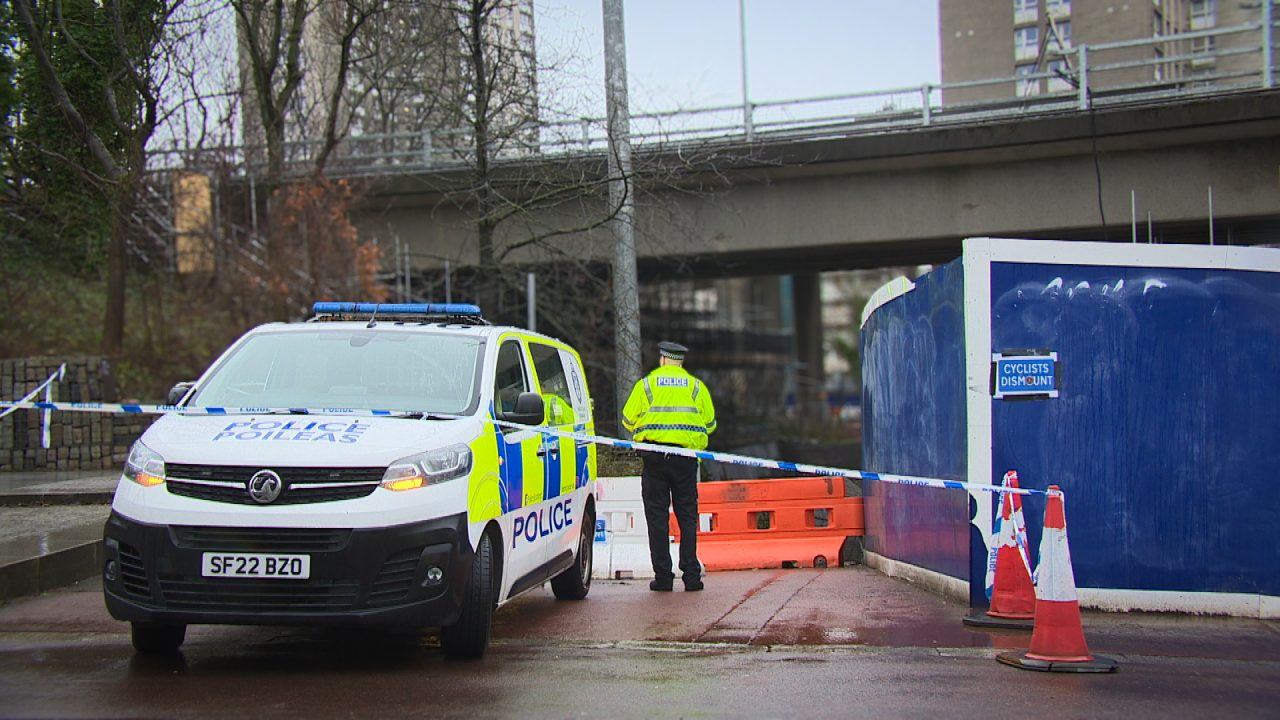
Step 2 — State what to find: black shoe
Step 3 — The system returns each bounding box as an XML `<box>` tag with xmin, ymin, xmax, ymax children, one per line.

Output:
<box><xmin>683</xmin><ymin>577</ymin><xmax>704</xmax><ymax>592</ymax></box>
<box><xmin>649</xmin><ymin>578</ymin><xmax>673</xmax><ymax>592</ymax></box>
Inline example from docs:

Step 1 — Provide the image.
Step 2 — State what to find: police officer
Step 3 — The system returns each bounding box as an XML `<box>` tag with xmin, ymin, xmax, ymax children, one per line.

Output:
<box><xmin>622</xmin><ymin>341</ymin><xmax>716</xmax><ymax>592</ymax></box>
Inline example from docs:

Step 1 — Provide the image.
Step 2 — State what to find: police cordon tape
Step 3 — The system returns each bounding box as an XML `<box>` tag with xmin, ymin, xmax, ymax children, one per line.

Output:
<box><xmin>0</xmin><ymin>385</ymin><xmax>1051</xmax><ymax>500</ymax></box>
<box><xmin>0</xmin><ymin>364</ymin><xmax>64</xmax><ymax>422</ymax></box>
<box><xmin>0</xmin><ymin>364</ymin><xmax>66</xmax><ymax>449</ymax></box>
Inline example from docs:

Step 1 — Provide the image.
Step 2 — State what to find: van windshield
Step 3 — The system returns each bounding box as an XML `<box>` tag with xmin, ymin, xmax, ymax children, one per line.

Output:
<box><xmin>191</xmin><ymin>330</ymin><xmax>484</xmax><ymax>414</ymax></box>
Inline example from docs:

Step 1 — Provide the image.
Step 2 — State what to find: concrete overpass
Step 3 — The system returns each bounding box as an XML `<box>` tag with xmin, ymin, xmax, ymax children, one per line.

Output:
<box><xmin>357</xmin><ymin>89</ymin><xmax>1280</xmax><ymax>279</ymax></box>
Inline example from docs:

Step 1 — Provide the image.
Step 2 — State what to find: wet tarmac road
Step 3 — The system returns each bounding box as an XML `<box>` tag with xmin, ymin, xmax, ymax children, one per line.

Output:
<box><xmin>2</xmin><ymin>569</ymin><xmax>1278</xmax><ymax>719</ymax></box>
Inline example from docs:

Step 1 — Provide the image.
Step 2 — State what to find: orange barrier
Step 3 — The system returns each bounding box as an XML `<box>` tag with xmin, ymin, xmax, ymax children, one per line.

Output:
<box><xmin>671</xmin><ymin>477</ymin><xmax>864</xmax><ymax>571</ymax></box>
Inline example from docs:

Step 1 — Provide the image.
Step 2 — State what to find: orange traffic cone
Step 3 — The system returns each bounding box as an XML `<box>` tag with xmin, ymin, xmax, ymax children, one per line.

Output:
<box><xmin>997</xmin><ymin>486</ymin><xmax>1118</xmax><ymax>673</ymax></box>
<box><xmin>965</xmin><ymin>471</ymin><xmax>1036</xmax><ymax>630</ymax></box>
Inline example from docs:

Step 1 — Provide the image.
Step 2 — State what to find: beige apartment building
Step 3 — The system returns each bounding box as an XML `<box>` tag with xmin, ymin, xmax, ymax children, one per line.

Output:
<box><xmin>940</xmin><ymin>0</ymin><xmax>1264</xmax><ymax>104</ymax></box>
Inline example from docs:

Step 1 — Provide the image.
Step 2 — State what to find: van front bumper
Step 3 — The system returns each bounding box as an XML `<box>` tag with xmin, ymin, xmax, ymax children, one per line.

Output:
<box><xmin>102</xmin><ymin>511</ymin><xmax>474</xmax><ymax>628</ymax></box>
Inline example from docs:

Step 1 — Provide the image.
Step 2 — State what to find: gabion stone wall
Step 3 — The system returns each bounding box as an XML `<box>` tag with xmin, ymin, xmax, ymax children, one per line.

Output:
<box><xmin>0</xmin><ymin>357</ymin><xmax>154</xmax><ymax>472</ymax></box>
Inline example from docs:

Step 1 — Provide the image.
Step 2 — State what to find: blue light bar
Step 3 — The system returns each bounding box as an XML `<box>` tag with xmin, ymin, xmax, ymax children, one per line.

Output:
<box><xmin>312</xmin><ymin>302</ymin><xmax>483</xmax><ymax>317</ymax></box>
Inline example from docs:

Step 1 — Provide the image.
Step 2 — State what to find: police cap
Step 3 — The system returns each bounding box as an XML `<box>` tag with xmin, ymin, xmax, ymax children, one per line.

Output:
<box><xmin>658</xmin><ymin>341</ymin><xmax>688</xmax><ymax>360</ymax></box>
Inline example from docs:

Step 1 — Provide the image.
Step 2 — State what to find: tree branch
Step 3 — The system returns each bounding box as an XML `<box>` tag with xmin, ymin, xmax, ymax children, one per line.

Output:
<box><xmin>12</xmin><ymin>0</ymin><xmax>124</xmax><ymax>180</ymax></box>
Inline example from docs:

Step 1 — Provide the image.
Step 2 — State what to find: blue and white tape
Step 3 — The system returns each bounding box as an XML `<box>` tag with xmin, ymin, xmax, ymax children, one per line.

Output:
<box><xmin>0</xmin><ymin>365</ymin><xmax>65</xmax><ymax>422</ymax></box>
<box><xmin>0</xmin><ymin>397</ymin><xmax>1047</xmax><ymax>499</ymax></box>
<box><xmin>0</xmin><ymin>396</ymin><xmax>1047</xmax><ymax>498</ymax></box>
<box><xmin>0</xmin><ymin>365</ymin><xmax>66</xmax><ymax>449</ymax></box>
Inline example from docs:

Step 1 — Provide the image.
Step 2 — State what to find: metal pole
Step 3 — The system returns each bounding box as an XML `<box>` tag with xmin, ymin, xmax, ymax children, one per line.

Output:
<box><xmin>739</xmin><ymin>0</ymin><xmax>753</xmax><ymax>141</ymax></box>
<box><xmin>778</xmin><ymin>275</ymin><xmax>796</xmax><ymax>414</ymax></box>
<box><xmin>527</xmin><ymin>272</ymin><xmax>537</xmax><ymax>332</ymax></box>
<box><xmin>1131</xmin><ymin>189</ymin><xmax>1137</xmax><ymax>243</ymax></box>
<box><xmin>603</xmin><ymin>0</ymin><xmax>642</xmax><ymax>431</ymax></box>
<box><xmin>1147</xmin><ymin>211</ymin><xmax>1153</xmax><ymax>243</ymax></box>
<box><xmin>1208</xmin><ymin>186</ymin><xmax>1215</xmax><ymax>245</ymax></box>
<box><xmin>444</xmin><ymin>260</ymin><xmax>452</xmax><ymax>304</ymax></box>
<box><xmin>394</xmin><ymin>237</ymin><xmax>403</xmax><ymax>301</ymax></box>
<box><xmin>921</xmin><ymin>84</ymin><xmax>932</xmax><ymax>126</ymax></box>
<box><xmin>248</xmin><ymin>174</ymin><xmax>259</xmax><ymax>238</ymax></box>
<box><xmin>404</xmin><ymin>246</ymin><xmax>413</xmax><ymax>301</ymax></box>
<box><xmin>1078</xmin><ymin>45</ymin><xmax>1089</xmax><ymax>110</ymax></box>
<box><xmin>1263</xmin><ymin>0</ymin><xmax>1274</xmax><ymax>89</ymax></box>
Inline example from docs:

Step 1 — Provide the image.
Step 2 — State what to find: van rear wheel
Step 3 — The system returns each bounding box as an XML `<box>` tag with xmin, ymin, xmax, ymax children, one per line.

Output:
<box><xmin>131</xmin><ymin>622</ymin><xmax>186</xmax><ymax>655</ymax></box>
<box><xmin>441</xmin><ymin>532</ymin><xmax>495</xmax><ymax>660</ymax></box>
<box><xmin>551</xmin><ymin>510</ymin><xmax>593</xmax><ymax>600</ymax></box>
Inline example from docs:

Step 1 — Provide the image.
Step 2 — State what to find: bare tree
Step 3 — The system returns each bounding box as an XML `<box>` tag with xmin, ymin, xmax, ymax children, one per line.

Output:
<box><xmin>345</xmin><ymin>1</ymin><xmax>454</xmax><ymax>140</ymax></box>
<box><xmin>230</xmin><ymin>0</ymin><xmax>308</xmax><ymax>181</ymax></box>
<box><xmin>232</xmin><ymin>0</ymin><xmax>393</xmax><ymax>181</ymax></box>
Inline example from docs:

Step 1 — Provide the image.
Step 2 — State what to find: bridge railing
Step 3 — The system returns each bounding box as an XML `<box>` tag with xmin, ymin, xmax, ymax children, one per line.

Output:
<box><xmin>147</xmin><ymin>14</ymin><xmax>1279</xmax><ymax>178</ymax></box>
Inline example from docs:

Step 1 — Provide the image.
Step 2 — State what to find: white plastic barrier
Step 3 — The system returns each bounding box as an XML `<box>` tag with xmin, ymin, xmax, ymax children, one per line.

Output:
<box><xmin>592</xmin><ymin>476</ymin><xmax>678</xmax><ymax>580</ymax></box>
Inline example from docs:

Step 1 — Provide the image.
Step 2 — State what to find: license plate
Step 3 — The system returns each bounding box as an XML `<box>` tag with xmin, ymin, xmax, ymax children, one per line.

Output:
<box><xmin>201</xmin><ymin>552</ymin><xmax>311</xmax><ymax>579</ymax></box>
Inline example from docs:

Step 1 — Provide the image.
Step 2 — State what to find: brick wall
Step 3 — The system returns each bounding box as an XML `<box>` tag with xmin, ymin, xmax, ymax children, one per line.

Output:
<box><xmin>0</xmin><ymin>357</ymin><xmax>154</xmax><ymax>471</ymax></box>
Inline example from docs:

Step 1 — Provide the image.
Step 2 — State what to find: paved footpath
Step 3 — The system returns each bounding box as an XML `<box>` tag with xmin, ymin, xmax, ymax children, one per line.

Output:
<box><xmin>1</xmin><ymin>568</ymin><xmax>1277</xmax><ymax>719</ymax></box>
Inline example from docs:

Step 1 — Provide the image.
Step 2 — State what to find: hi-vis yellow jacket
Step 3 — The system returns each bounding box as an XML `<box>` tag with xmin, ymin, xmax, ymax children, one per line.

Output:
<box><xmin>621</xmin><ymin>365</ymin><xmax>716</xmax><ymax>450</ymax></box>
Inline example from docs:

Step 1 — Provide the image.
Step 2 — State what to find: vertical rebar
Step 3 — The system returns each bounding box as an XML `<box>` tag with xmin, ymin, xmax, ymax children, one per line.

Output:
<box><xmin>1131</xmin><ymin>189</ymin><xmax>1137</xmax><ymax>243</ymax></box>
<box><xmin>1208</xmin><ymin>186</ymin><xmax>1215</xmax><ymax>245</ymax></box>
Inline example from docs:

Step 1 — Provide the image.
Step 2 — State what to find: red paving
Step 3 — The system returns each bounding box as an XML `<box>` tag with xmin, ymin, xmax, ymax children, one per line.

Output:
<box><xmin>495</xmin><ymin>567</ymin><xmax>1280</xmax><ymax>661</ymax></box>
<box><xmin>2</xmin><ymin>567</ymin><xmax>1276</xmax><ymax>662</ymax></box>
<box><xmin>494</xmin><ymin>568</ymin><xmax>1020</xmax><ymax>648</ymax></box>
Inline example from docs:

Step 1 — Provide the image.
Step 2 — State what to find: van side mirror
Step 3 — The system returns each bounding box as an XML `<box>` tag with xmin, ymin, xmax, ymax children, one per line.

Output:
<box><xmin>501</xmin><ymin>391</ymin><xmax>545</xmax><ymax>426</ymax></box>
<box><xmin>167</xmin><ymin>381</ymin><xmax>195</xmax><ymax>406</ymax></box>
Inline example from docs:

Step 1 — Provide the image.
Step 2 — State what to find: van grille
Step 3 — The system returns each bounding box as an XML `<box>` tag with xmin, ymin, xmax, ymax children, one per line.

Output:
<box><xmin>170</xmin><ymin>526</ymin><xmax>351</xmax><ymax>553</ymax></box>
<box><xmin>158</xmin><ymin>578</ymin><xmax>360</xmax><ymax>612</ymax></box>
<box><xmin>165</xmin><ymin>464</ymin><xmax>384</xmax><ymax>505</ymax></box>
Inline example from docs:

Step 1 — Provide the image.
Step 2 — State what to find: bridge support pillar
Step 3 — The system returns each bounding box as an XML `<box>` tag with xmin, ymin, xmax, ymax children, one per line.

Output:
<box><xmin>793</xmin><ymin>273</ymin><xmax>825</xmax><ymax>411</ymax></box>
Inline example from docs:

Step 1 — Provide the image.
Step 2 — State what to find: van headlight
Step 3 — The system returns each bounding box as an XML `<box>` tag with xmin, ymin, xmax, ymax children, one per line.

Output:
<box><xmin>123</xmin><ymin>440</ymin><xmax>166</xmax><ymax>487</ymax></box>
<box><xmin>381</xmin><ymin>444</ymin><xmax>473</xmax><ymax>491</ymax></box>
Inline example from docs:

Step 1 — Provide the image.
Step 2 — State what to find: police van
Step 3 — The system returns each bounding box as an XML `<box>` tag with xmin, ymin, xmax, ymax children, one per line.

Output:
<box><xmin>103</xmin><ymin>302</ymin><xmax>597</xmax><ymax>659</ymax></box>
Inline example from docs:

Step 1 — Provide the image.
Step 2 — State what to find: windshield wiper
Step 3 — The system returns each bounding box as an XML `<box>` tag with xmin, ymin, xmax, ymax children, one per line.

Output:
<box><xmin>392</xmin><ymin>412</ymin><xmax>461</xmax><ymax>421</ymax></box>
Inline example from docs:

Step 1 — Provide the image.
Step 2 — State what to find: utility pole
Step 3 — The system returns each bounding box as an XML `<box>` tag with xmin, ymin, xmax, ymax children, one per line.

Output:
<box><xmin>603</xmin><ymin>0</ymin><xmax>641</xmax><ymax>431</ymax></box>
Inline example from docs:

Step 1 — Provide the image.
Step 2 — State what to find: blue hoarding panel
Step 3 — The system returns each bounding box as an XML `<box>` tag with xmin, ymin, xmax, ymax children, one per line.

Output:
<box><xmin>861</xmin><ymin>259</ymin><xmax>969</xmax><ymax>581</ymax></box>
<box><xmin>989</xmin><ymin>263</ymin><xmax>1280</xmax><ymax>595</ymax></box>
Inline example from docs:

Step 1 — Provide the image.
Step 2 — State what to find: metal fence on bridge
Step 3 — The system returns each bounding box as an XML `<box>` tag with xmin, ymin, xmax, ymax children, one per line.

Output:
<box><xmin>147</xmin><ymin>15</ymin><xmax>1279</xmax><ymax>179</ymax></box>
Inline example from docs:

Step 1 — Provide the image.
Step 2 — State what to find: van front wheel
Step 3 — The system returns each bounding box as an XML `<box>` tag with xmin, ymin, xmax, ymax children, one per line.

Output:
<box><xmin>551</xmin><ymin>509</ymin><xmax>593</xmax><ymax>600</ymax></box>
<box><xmin>441</xmin><ymin>532</ymin><xmax>495</xmax><ymax>660</ymax></box>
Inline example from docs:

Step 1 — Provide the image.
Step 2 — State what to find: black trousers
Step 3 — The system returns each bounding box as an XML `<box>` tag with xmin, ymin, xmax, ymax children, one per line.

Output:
<box><xmin>641</xmin><ymin>451</ymin><xmax>701</xmax><ymax>581</ymax></box>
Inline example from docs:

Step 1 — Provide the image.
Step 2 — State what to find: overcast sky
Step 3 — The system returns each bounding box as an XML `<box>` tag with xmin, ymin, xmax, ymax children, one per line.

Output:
<box><xmin>533</xmin><ymin>0</ymin><xmax>941</xmax><ymax>118</ymax></box>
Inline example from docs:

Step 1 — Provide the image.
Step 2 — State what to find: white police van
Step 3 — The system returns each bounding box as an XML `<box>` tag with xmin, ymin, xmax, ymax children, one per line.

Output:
<box><xmin>103</xmin><ymin>303</ymin><xmax>597</xmax><ymax>658</ymax></box>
